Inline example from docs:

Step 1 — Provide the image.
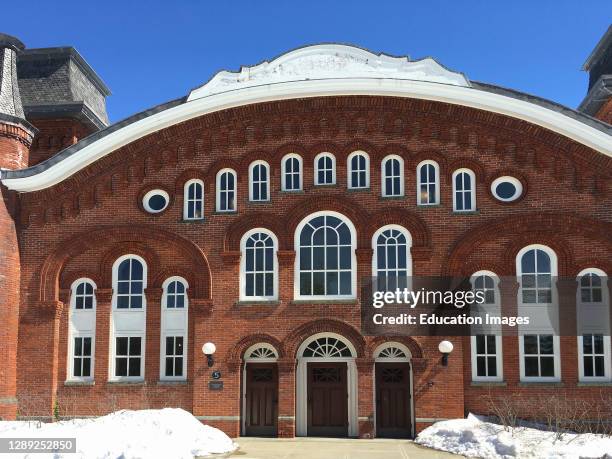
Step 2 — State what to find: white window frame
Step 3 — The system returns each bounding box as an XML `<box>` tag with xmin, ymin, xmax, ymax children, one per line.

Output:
<box><xmin>347</xmin><ymin>150</ymin><xmax>369</xmax><ymax>189</ymax></box>
<box><xmin>216</xmin><ymin>168</ymin><xmax>237</xmax><ymax>212</ymax></box>
<box><xmin>577</xmin><ymin>268</ymin><xmax>611</xmax><ymax>382</ymax></box>
<box><xmin>110</xmin><ymin>255</ymin><xmax>147</xmax><ymax>382</ymax></box>
<box><xmin>248</xmin><ymin>160</ymin><xmax>270</xmax><ymax>202</ymax></box>
<box><xmin>516</xmin><ymin>244</ymin><xmax>558</xmax><ymax>307</ymax></box>
<box><xmin>240</xmin><ymin>228</ymin><xmax>279</xmax><ymax>301</ymax></box>
<box><xmin>67</xmin><ymin>278</ymin><xmax>97</xmax><ymax>382</ymax></box>
<box><xmin>452</xmin><ymin>168</ymin><xmax>476</xmax><ymax>212</ymax></box>
<box><xmin>371</xmin><ymin>224</ymin><xmax>412</xmax><ymax>292</ymax></box>
<box><xmin>491</xmin><ymin>176</ymin><xmax>523</xmax><ymax>202</ymax></box>
<box><xmin>381</xmin><ymin>155</ymin><xmax>404</xmax><ymax>197</ymax></box>
<box><xmin>294</xmin><ymin>211</ymin><xmax>357</xmax><ymax>300</ymax></box>
<box><xmin>160</xmin><ymin>276</ymin><xmax>189</xmax><ymax>381</ymax></box>
<box><xmin>281</xmin><ymin>153</ymin><xmax>303</xmax><ymax>191</ymax></box>
<box><xmin>314</xmin><ymin>152</ymin><xmax>336</xmax><ymax>185</ymax></box>
<box><xmin>519</xmin><ymin>334</ymin><xmax>561</xmax><ymax>382</ymax></box>
<box><xmin>470</xmin><ymin>335</ymin><xmax>503</xmax><ymax>382</ymax></box>
<box><xmin>416</xmin><ymin>160</ymin><xmax>440</xmax><ymax>205</ymax></box>
<box><xmin>183</xmin><ymin>179</ymin><xmax>204</xmax><ymax>220</ymax></box>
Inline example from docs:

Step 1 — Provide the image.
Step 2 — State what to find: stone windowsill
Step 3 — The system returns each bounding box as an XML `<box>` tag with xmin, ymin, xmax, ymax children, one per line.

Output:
<box><xmin>577</xmin><ymin>381</ymin><xmax>612</xmax><ymax>387</ymax></box>
<box><xmin>107</xmin><ymin>380</ymin><xmax>146</xmax><ymax>386</ymax></box>
<box><xmin>291</xmin><ymin>299</ymin><xmax>358</xmax><ymax>305</ymax></box>
<box><xmin>235</xmin><ymin>301</ymin><xmax>281</xmax><ymax>306</ymax></box>
<box><xmin>64</xmin><ymin>380</ymin><xmax>95</xmax><ymax>387</ymax></box>
<box><xmin>518</xmin><ymin>381</ymin><xmax>564</xmax><ymax>387</ymax></box>
<box><xmin>470</xmin><ymin>381</ymin><xmax>507</xmax><ymax>387</ymax></box>
<box><xmin>157</xmin><ymin>380</ymin><xmax>189</xmax><ymax>386</ymax></box>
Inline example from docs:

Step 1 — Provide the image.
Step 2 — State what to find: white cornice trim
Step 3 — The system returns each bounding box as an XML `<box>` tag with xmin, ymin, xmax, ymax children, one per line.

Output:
<box><xmin>2</xmin><ymin>78</ymin><xmax>611</xmax><ymax>192</ymax></box>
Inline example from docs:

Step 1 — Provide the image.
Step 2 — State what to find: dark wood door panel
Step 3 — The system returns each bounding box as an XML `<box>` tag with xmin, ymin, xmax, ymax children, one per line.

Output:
<box><xmin>307</xmin><ymin>362</ymin><xmax>348</xmax><ymax>437</ymax></box>
<box><xmin>376</xmin><ymin>362</ymin><xmax>412</xmax><ymax>438</ymax></box>
<box><xmin>245</xmin><ymin>364</ymin><xmax>278</xmax><ymax>436</ymax></box>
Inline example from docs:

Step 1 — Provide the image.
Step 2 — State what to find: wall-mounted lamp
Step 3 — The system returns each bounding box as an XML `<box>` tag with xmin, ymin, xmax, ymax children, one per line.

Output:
<box><xmin>438</xmin><ymin>340</ymin><xmax>454</xmax><ymax>366</ymax></box>
<box><xmin>202</xmin><ymin>342</ymin><xmax>216</xmax><ymax>367</ymax></box>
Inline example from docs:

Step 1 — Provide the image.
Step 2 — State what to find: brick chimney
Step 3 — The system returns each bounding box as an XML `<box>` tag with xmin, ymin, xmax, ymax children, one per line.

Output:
<box><xmin>0</xmin><ymin>32</ymin><xmax>35</xmax><ymax>420</ymax></box>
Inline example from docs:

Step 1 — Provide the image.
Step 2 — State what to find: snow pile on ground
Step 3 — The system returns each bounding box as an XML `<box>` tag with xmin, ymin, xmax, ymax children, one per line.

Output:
<box><xmin>0</xmin><ymin>408</ymin><xmax>238</xmax><ymax>459</ymax></box>
<box><xmin>416</xmin><ymin>414</ymin><xmax>612</xmax><ymax>458</ymax></box>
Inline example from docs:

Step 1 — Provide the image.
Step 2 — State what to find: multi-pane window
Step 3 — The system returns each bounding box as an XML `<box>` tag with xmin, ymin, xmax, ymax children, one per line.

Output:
<box><xmin>580</xmin><ymin>273</ymin><xmax>603</xmax><ymax>303</ymax></box>
<box><xmin>581</xmin><ymin>334</ymin><xmax>606</xmax><ymax>378</ymax></box>
<box><xmin>74</xmin><ymin>281</ymin><xmax>95</xmax><ymax>310</ymax></box>
<box><xmin>472</xmin><ymin>335</ymin><xmax>500</xmax><ymax>379</ymax></box>
<box><xmin>164</xmin><ymin>336</ymin><xmax>185</xmax><ymax>378</ymax></box>
<box><xmin>417</xmin><ymin>161</ymin><xmax>439</xmax><ymax>205</ymax></box>
<box><xmin>115</xmin><ymin>336</ymin><xmax>142</xmax><ymax>378</ymax></box>
<box><xmin>298</xmin><ymin>214</ymin><xmax>353</xmax><ymax>297</ymax></box>
<box><xmin>216</xmin><ymin>169</ymin><xmax>236</xmax><ymax>212</ymax></box>
<box><xmin>473</xmin><ymin>274</ymin><xmax>496</xmax><ymax>304</ymax></box>
<box><xmin>522</xmin><ymin>334</ymin><xmax>556</xmax><ymax>379</ymax></box>
<box><xmin>374</xmin><ymin>227</ymin><xmax>410</xmax><ymax>292</ymax></box>
<box><xmin>184</xmin><ymin>179</ymin><xmax>204</xmax><ymax>220</ymax></box>
<box><xmin>249</xmin><ymin>161</ymin><xmax>269</xmax><ymax>201</ymax></box>
<box><xmin>116</xmin><ymin>258</ymin><xmax>145</xmax><ymax>309</ymax></box>
<box><xmin>165</xmin><ymin>280</ymin><xmax>186</xmax><ymax>308</ymax></box>
<box><xmin>72</xmin><ymin>337</ymin><xmax>92</xmax><ymax>378</ymax></box>
<box><xmin>382</xmin><ymin>156</ymin><xmax>403</xmax><ymax>197</ymax></box>
<box><xmin>243</xmin><ymin>231</ymin><xmax>276</xmax><ymax>299</ymax></box>
<box><xmin>520</xmin><ymin>249</ymin><xmax>552</xmax><ymax>304</ymax></box>
<box><xmin>282</xmin><ymin>154</ymin><xmax>302</xmax><ymax>191</ymax></box>
<box><xmin>315</xmin><ymin>153</ymin><xmax>335</xmax><ymax>185</ymax></box>
<box><xmin>348</xmin><ymin>151</ymin><xmax>368</xmax><ymax>189</ymax></box>
<box><xmin>453</xmin><ymin>169</ymin><xmax>475</xmax><ymax>211</ymax></box>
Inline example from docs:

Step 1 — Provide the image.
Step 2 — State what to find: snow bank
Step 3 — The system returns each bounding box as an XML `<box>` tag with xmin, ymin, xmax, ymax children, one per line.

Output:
<box><xmin>416</xmin><ymin>414</ymin><xmax>612</xmax><ymax>459</ymax></box>
<box><xmin>0</xmin><ymin>408</ymin><xmax>238</xmax><ymax>459</ymax></box>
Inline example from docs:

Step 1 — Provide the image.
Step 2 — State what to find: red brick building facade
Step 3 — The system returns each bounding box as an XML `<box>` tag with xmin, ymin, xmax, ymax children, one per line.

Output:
<box><xmin>0</xmin><ymin>33</ymin><xmax>611</xmax><ymax>438</ymax></box>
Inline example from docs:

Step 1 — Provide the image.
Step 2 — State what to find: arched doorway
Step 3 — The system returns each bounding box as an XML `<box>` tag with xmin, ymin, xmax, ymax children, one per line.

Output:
<box><xmin>241</xmin><ymin>343</ymin><xmax>279</xmax><ymax>437</ymax></box>
<box><xmin>373</xmin><ymin>342</ymin><xmax>413</xmax><ymax>438</ymax></box>
<box><xmin>296</xmin><ymin>333</ymin><xmax>358</xmax><ymax>437</ymax></box>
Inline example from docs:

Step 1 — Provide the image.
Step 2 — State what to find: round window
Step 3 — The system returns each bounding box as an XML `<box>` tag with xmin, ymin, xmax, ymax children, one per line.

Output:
<box><xmin>491</xmin><ymin>177</ymin><xmax>523</xmax><ymax>202</ymax></box>
<box><xmin>142</xmin><ymin>189</ymin><xmax>169</xmax><ymax>213</ymax></box>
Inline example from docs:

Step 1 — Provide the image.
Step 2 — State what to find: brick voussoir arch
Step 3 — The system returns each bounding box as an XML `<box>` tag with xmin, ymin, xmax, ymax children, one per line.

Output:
<box><xmin>445</xmin><ymin>213</ymin><xmax>612</xmax><ymax>277</ymax></box>
<box><xmin>226</xmin><ymin>333</ymin><xmax>285</xmax><ymax>363</ymax></box>
<box><xmin>284</xmin><ymin>319</ymin><xmax>366</xmax><ymax>359</ymax></box>
<box><xmin>284</xmin><ymin>195</ymin><xmax>371</xmax><ymax>248</ymax></box>
<box><xmin>366</xmin><ymin>208</ymin><xmax>431</xmax><ymax>249</ymax></box>
<box><xmin>367</xmin><ymin>335</ymin><xmax>424</xmax><ymax>359</ymax></box>
<box><xmin>224</xmin><ymin>212</ymin><xmax>288</xmax><ymax>251</ymax></box>
<box><xmin>39</xmin><ymin>225</ymin><xmax>212</xmax><ymax>302</ymax></box>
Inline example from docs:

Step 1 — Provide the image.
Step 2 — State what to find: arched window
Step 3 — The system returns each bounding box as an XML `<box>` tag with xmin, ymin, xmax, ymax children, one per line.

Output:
<box><xmin>372</xmin><ymin>225</ymin><xmax>412</xmax><ymax>292</ymax></box>
<box><xmin>282</xmin><ymin>154</ymin><xmax>302</xmax><ymax>191</ymax></box>
<box><xmin>161</xmin><ymin>277</ymin><xmax>188</xmax><ymax>380</ymax></box>
<box><xmin>111</xmin><ymin>255</ymin><xmax>147</xmax><ymax>381</ymax></box>
<box><xmin>314</xmin><ymin>152</ymin><xmax>336</xmax><ymax>185</ymax></box>
<box><xmin>244</xmin><ymin>343</ymin><xmax>279</xmax><ymax>361</ymax></box>
<box><xmin>296</xmin><ymin>212</ymin><xmax>356</xmax><ymax>299</ymax></box>
<box><xmin>577</xmin><ymin>269</ymin><xmax>611</xmax><ymax>381</ymax></box>
<box><xmin>518</xmin><ymin>246</ymin><xmax>555</xmax><ymax>305</ymax></box>
<box><xmin>452</xmin><ymin>169</ymin><xmax>476</xmax><ymax>211</ymax></box>
<box><xmin>241</xmin><ymin>230</ymin><xmax>278</xmax><ymax>300</ymax></box>
<box><xmin>183</xmin><ymin>179</ymin><xmax>204</xmax><ymax>220</ymax></box>
<box><xmin>472</xmin><ymin>272</ymin><xmax>497</xmax><ymax>305</ymax></box>
<box><xmin>216</xmin><ymin>168</ymin><xmax>237</xmax><ymax>212</ymax></box>
<box><xmin>249</xmin><ymin>161</ymin><xmax>270</xmax><ymax>202</ymax></box>
<box><xmin>416</xmin><ymin>160</ymin><xmax>440</xmax><ymax>205</ymax></box>
<box><xmin>374</xmin><ymin>342</ymin><xmax>411</xmax><ymax>361</ymax></box>
<box><xmin>381</xmin><ymin>155</ymin><xmax>404</xmax><ymax>197</ymax></box>
<box><xmin>347</xmin><ymin>151</ymin><xmax>369</xmax><ymax>189</ymax></box>
<box><xmin>302</xmin><ymin>336</ymin><xmax>353</xmax><ymax>358</ymax></box>
<box><xmin>68</xmin><ymin>279</ymin><xmax>97</xmax><ymax>381</ymax></box>
<box><xmin>115</xmin><ymin>257</ymin><xmax>145</xmax><ymax>309</ymax></box>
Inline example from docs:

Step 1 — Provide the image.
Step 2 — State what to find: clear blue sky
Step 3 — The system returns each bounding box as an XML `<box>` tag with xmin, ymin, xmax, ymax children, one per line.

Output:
<box><xmin>3</xmin><ymin>1</ymin><xmax>611</xmax><ymax>123</ymax></box>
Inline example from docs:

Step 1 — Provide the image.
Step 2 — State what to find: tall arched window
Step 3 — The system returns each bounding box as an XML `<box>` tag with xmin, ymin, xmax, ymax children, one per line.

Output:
<box><xmin>381</xmin><ymin>155</ymin><xmax>404</xmax><ymax>197</ymax></box>
<box><xmin>372</xmin><ymin>225</ymin><xmax>412</xmax><ymax>292</ymax></box>
<box><xmin>216</xmin><ymin>168</ymin><xmax>237</xmax><ymax>212</ymax></box>
<box><xmin>416</xmin><ymin>160</ymin><xmax>440</xmax><ymax>205</ymax></box>
<box><xmin>516</xmin><ymin>245</ymin><xmax>560</xmax><ymax>381</ymax></box>
<box><xmin>452</xmin><ymin>169</ymin><xmax>476</xmax><ymax>211</ymax></box>
<box><xmin>68</xmin><ymin>279</ymin><xmax>97</xmax><ymax>381</ymax></box>
<box><xmin>577</xmin><ymin>268</ymin><xmax>611</xmax><ymax>381</ymax></box>
<box><xmin>282</xmin><ymin>154</ymin><xmax>302</xmax><ymax>191</ymax></box>
<box><xmin>240</xmin><ymin>229</ymin><xmax>278</xmax><ymax>300</ymax></box>
<box><xmin>249</xmin><ymin>161</ymin><xmax>270</xmax><ymax>202</ymax></box>
<box><xmin>183</xmin><ymin>179</ymin><xmax>204</xmax><ymax>220</ymax></box>
<box><xmin>347</xmin><ymin>151</ymin><xmax>369</xmax><ymax>189</ymax></box>
<box><xmin>161</xmin><ymin>277</ymin><xmax>188</xmax><ymax>380</ymax></box>
<box><xmin>314</xmin><ymin>152</ymin><xmax>336</xmax><ymax>185</ymax></box>
<box><xmin>296</xmin><ymin>212</ymin><xmax>356</xmax><ymax>299</ymax></box>
<box><xmin>111</xmin><ymin>255</ymin><xmax>147</xmax><ymax>381</ymax></box>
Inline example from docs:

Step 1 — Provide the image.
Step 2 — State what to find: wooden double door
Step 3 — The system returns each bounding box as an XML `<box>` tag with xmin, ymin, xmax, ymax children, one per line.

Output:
<box><xmin>244</xmin><ymin>363</ymin><xmax>278</xmax><ymax>436</ymax></box>
<box><xmin>307</xmin><ymin>362</ymin><xmax>348</xmax><ymax>437</ymax></box>
<box><xmin>375</xmin><ymin>362</ymin><xmax>412</xmax><ymax>438</ymax></box>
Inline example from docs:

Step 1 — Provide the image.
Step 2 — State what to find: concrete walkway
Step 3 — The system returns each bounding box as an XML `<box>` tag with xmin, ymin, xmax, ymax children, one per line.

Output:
<box><xmin>231</xmin><ymin>438</ymin><xmax>462</xmax><ymax>459</ymax></box>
